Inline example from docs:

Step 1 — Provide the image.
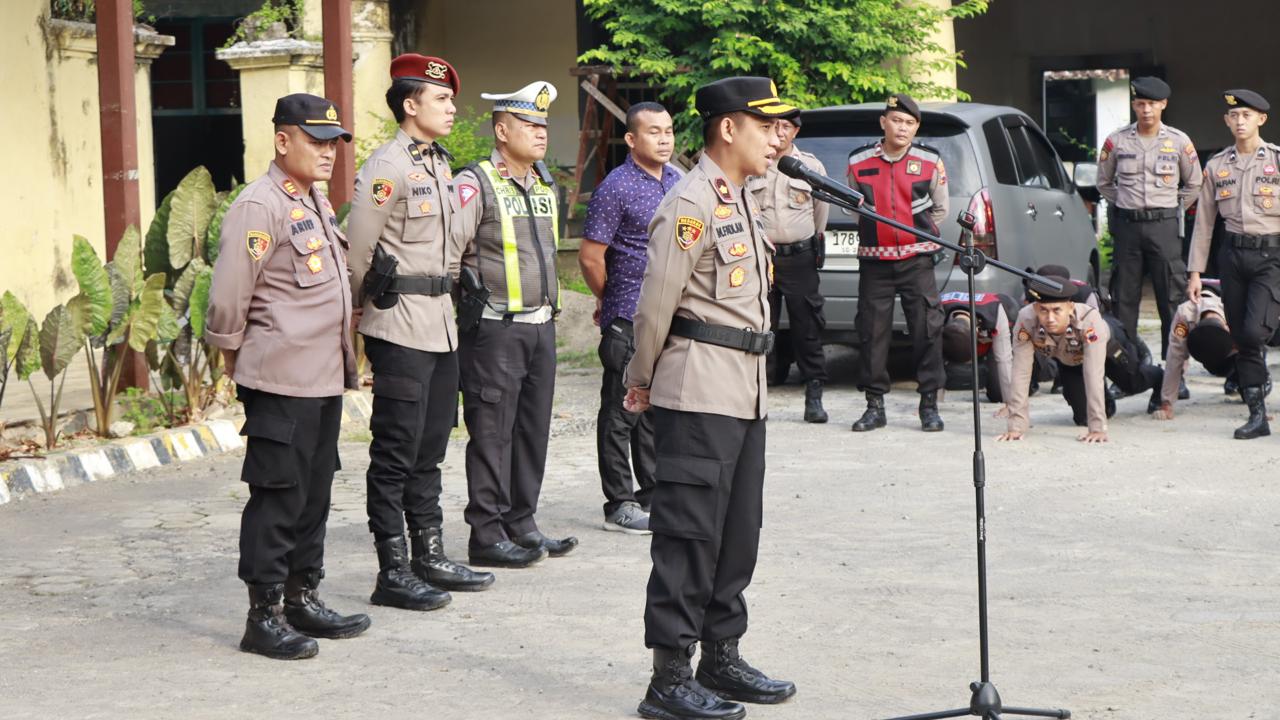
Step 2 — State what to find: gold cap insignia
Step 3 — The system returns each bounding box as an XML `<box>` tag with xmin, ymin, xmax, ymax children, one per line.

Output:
<box><xmin>1226</xmin><ymin>94</ymin><xmax>1238</xmax><ymax>106</ymax></box>
<box><xmin>325</xmin><ymin>105</ymin><xmax>338</xmax><ymax>121</ymax></box>
<box><xmin>425</xmin><ymin>61</ymin><xmax>448</xmax><ymax>80</ymax></box>
<box><xmin>534</xmin><ymin>85</ymin><xmax>552</xmax><ymax>112</ymax></box>
<box><xmin>887</xmin><ymin>96</ymin><xmax>899</xmax><ymax>108</ymax></box>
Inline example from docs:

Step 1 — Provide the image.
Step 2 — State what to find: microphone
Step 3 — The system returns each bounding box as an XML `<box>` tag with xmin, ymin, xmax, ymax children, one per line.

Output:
<box><xmin>777</xmin><ymin>155</ymin><xmax>865</xmax><ymax>208</ymax></box>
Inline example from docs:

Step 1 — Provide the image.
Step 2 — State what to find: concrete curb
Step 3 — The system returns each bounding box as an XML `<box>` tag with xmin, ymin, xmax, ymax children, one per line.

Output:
<box><xmin>0</xmin><ymin>391</ymin><xmax>373</xmax><ymax>507</ymax></box>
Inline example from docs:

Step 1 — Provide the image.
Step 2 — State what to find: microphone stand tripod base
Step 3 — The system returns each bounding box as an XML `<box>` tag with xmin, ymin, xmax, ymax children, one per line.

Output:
<box><xmin>882</xmin><ymin>681</ymin><xmax>1070</xmax><ymax>720</ymax></box>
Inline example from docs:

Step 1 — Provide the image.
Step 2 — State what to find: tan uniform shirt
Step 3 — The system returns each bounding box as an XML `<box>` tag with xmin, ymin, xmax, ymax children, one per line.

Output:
<box><xmin>1006</xmin><ymin>303</ymin><xmax>1110</xmax><ymax>434</ymax></box>
<box><xmin>1097</xmin><ymin>123</ymin><xmax>1201</xmax><ymax>210</ymax></box>
<box><xmin>1160</xmin><ymin>293</ymin><xmax>1227</xmax><ymax>406</ymax></box>
<box><xmin>1189</xmin><ymin>143</ymin><xmax>1280</xmax><ymax>272</ymax></box>
<box><xmin>206</xmin><ymin>162</ymin><xmax>357</xmax><ymax>396</ymax></box>
<box><xmin>746</xmin><ymin>146</ymin><xmax>830</xmax><ymax>244</ymax></box>
<box><xmin>625</xmin><ymin>153</ymin><xmax>773</xmax><ymax>420</ymax></box>
<box><xmin>347</xmin><ymin>129</ymin><xmax>463</xmax><ymax>352</ymax></box>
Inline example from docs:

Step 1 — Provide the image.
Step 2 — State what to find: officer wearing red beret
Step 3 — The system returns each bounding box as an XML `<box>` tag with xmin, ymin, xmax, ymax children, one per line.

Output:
<box><xmin>347</xmin><ymin>53</ymin><xmax>494</xmax><ymax>613</ymax></box>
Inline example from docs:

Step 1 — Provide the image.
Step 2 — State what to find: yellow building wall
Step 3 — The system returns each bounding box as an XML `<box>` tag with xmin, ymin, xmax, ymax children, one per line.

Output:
<box><xmin>0</xmin><ymin>0</ymin><xmax>167</xmax><ymax>319</ymax></box>
<box><xmin>415</xmin><ymin>0</ymin><xmax>581</xmax><ymax>167</ymax></box>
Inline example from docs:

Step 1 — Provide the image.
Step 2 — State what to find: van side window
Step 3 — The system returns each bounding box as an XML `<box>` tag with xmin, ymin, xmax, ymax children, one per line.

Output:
<box><xmin>1009</xmin><ymin>125</ymin><xmax>1068</xmax><ymax>191</ymax></box>
<box><xmin>983</xmin><ymin>119</ymin><xmax>1018</xmax><ymax>186</ymax></box>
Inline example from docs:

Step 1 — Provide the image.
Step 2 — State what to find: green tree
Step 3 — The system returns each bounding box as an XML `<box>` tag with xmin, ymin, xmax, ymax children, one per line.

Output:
<box><xmin>580</xmin><ymin>0</ymin><xmax>988</xmax><ymax>149</ymax></box>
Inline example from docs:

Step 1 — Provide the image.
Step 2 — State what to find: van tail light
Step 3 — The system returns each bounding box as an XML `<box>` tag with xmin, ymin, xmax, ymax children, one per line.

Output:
<box><xmin>955</xmin><ymin>187</ymin><xmax>997</xmax><ymax>263</ymax></box>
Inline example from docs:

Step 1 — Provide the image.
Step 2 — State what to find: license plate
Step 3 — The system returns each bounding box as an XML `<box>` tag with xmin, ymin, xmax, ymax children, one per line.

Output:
<box><xmin>824</xmin><ymin>230</ymin><xmax>860</xmax><ymax>262</ymax></box>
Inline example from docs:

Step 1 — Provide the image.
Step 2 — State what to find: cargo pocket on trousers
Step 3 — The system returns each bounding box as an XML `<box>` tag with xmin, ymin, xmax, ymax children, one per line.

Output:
<box><xmin>239</xmin><ymin>413</ymin><xmax>299</xmax><ymax>488</ymax></box>
<box><xmin>464</xmin><ymin>385</ymin><xmax>504</xmax><ymax>439</ymax></box>
<box><xmin>806</xmin><ymin>293</ymin><xmax>827</xmax><ymax>330</ymax></box>
<box><xmin>372</xmin><ymin>373</ymin><xmax>422</xmax><ymax>403</ymax></box>
<box><xmin>649</xmin><ymin>455</ymin><xmax>723</xmax><ymax>541</ymax></box>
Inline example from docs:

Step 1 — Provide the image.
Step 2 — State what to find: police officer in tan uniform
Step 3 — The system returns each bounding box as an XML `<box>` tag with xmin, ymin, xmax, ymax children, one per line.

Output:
<box><xmin>451</xmin><ymin>81</ymin><xmax>577</xmax><ymax>567</ymax></box>
<box><xmin>1188</xmin><ymin>89</ymin><xmax>1280</xmax><ymax>439</ymax></box>
<box><xmin>748</xmin><ymin>109</ymin><xmax>831</xmax><ymax>423</ymax></box>
<box><xmin>347</xmin><ymin>54</ymin><xmax>493</xmax><ymax>612</ymax></box>
<box><xmin>625</xmin><ymin>76</ymin><xmax>796</xmax><ymax>720</ymax></box>
<box><xmin>1152</xmin><ymin>284</ymin><xmax>1235</xmax><ymax>420</ymax></box>
<box><xmin>998</xmin><ymin>277</ymin><xmax>1113</xmax><ymax>444</ymax></box>
<box><xmin>206</xmin><ymin>94</ymin><xmax>369</xmax><ymax>660</ymax></box>
<box><xmin>1097</xmin><ymin>77</ymin><xmax>1202</xmax><ymax>365</ymax></box>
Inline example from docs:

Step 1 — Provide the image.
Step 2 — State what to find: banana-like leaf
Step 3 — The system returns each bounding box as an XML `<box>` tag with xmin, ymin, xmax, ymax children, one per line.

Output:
<box><xmin>171</xmin><ymin>256</ymin><xmax>207</xmax><ymax>316</ymax></box>
<box><xmin>172</xmin><ymin>324</ymin><xmax>193</xmax><ymax>365</ymax></box>
<box><xmin>145</xmin><ymin>338</ymin><xmax>163</xmax><ymax>372</ymax></box>
<box><xmin>157</xmin><ymin>299</ymin><xmax>181</xmax><ymax>344</ymax></box>
<box><xmin>65</xmin><ymin>294</ymin><xmax>87</xmax><ymax>339</ymax></box>
<box><xmin>128</xmin><ymin>274</ymin><xmax>169</xmax><ymax>353</ymax></box>
<box><xmin>205</xmin><ymin>183</ymin><xmax>246</xmax><ymax>265</ymax></box>
<box><xmin>113</xmin><ymin>225</ymin><xmax>143</xmax><ymax>296</ymax></box>
<box><xmin>144</xmin><ymin>191</ymin><xmax>174</xmax><ymax>280</ymax></box>
<box><xmin>15</xmin><ymin>318</ymin><xmax>40</xmax><ymax>380</ymax></box>
<box><xmin>104</xmin><ymin>263</ymin><xmax>131</xmax><ymax>330</ymax></box>
<box><xmin>39</xmin><ymin>305</ymin><xmax>80</xmax><ymax>381</ymax></box>
<box><xmin>1</xmin><ymin>291</ymin><xmax>33</xmax><ymax>364</ymax></box>
<box><xmin>189</xmin><ymin>266</ymin><xmax>213</xmax><ymax>338</ymax></box>
<box><xmin>70</xmin><ymin>235</ymin><xmax>112</xmax><ymax>337</ymax></box>
<box><xmin>167</xmin><ymin>167</ymin><xmax>217</xmax><ymax>270</ymax></box>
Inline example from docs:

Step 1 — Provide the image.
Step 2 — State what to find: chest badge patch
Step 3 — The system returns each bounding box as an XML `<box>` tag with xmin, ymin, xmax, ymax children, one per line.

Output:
<box><xmin>1265</xmin><ymin>198</ymin><xmax>1275</xmax><ymax>209</ymax></box>
<box><xmin>408</xmin><ymin>172</ymin><xmax>428</xmax><ymax>182</ymax></box>
<box><xmin>714</xmin><ymin>204</ymin><xmax>733</xmax><ymax>220</ymax></box>
<box><xmin>1218</xmin><ymin>169</ymin><xmax>1231</xmax><ymax>178</ymax></box>
<box><xmin>458</xmin><ymin>183</ymin><xmax>479</xmax><ymax>208</ymax></box>
<box><xmin>728</xmin><ymin>241</ymin><xmax>748</xmax><ymax>257</ymax></box>
<box><xmin>371</xmin><ymin>178</ymin><xmax>395</xmax><ymax>207</ymax></box>
<box><xmin>1220</xmin><ymin>188</ymin><xmax>1234</xmax><ymax>199</ymax></box>
<box><xmin>906</xmin><ymin>159</ymin><xmax>922</xmax><ymax>175</ymax></box>
<box><xmin>728</xmin><ymin>266</ymin><xmax>747</xmax><ymax>288</ymax></box>
<box><xmin>307</xmin><ymin>254</ymin><xmax>324</xmax><ymax>274</ymax></box>
<box><xmin>289</xmin><ymin>208</ymin><xmax>305</xmax><ymax>221</ymax></box>
<box><xmin>1266</xmin><ymin>165</ymin><xmax>1277</xmax><ymax>175</ymax></box>
<box><xmin>419</xmin><ymin>200</ymin><xmax>433</xmax><ymax>214</ymax></box>
<box><xmin>306</xmin><ymin>237</ymin><xmax>323</xmax><ymax>251</ymax></box>
<box><xmin>793</xmin><ymin>191</ymin><xmax>809</xmax><ymax>204</ymax></box>
<box><xmin>676</xmin><ymin>216</ymin><xmax>705</xmax><ymax>251</ymax></box>
<box><xmin>246</xmin><ymin>231</ymin><xmax>271</xmax><ymax>261</ymax></box>
<box><xmin>713</xmin><ymin>177</ymin><xmax>733</xmax><ymax>203</ymax></box>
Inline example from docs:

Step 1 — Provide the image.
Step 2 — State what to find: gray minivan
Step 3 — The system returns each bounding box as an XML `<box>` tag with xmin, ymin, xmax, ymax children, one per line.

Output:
<box><xmin>782</xmin><ymin>102</ymin><xmax>1099</xmax><ymax>355</ymax></box>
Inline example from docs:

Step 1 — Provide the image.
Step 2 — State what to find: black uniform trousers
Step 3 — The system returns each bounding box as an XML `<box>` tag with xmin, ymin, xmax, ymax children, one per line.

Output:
<box><xmin>1058</xmin><ymin>316</ymin><xmax>1162</xmax><ymax>426</ymax></box>
<box><xmin>362</xmin><ymin>336</ymin><xmax>459</xmax><ymax>541</ymax></box>
<box><xmin>856</xmin><ymin>254</ymin><xmax>945</xmax><ymax>395</ymax></box>
<box><xmin>459</xmin><ymin>318</ymin><xmax>556</xmax><ymax>548</ymax></box>
<box><xmin>1109</xmin><ymin>214</ymin><xmax>1186</xmax><ymax>358</ymax></box>
<box><xmin>769</xmin><ymin>250</ymin><xmax>827</xmax><ymax>382</ymax></box>
<box><xmin>237</xmin><ymin>387</ymin><xmax>343</xmax><ymax>584</ymax></box>
<box><xmin>597</xmin><ymin>318</ymin><xmax>656</xmax><ymax>516</ymax></box>
<box><xmin>645</xmin><ymin>407</ymin><xmax>765</xmax><ymax>652</ymax></box>
<box><xmin>1218</xmin><ymin>244</ymin><xmax>1280</xmax><ymax>388</ymax></box>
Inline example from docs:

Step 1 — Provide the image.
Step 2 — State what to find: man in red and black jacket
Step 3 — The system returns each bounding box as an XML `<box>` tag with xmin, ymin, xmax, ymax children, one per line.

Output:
<box><xmin>847</xmin><ymin>93</ymin><xmax>950</xmax><ymax>432</ymax></box>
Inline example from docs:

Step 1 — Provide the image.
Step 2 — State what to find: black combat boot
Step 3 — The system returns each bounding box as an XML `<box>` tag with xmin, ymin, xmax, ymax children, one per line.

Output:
<box><xmin>371</xmin><ymin>536</ymin><xmax>452</xmax><ymax>611</ymax></box>
<box><xmin>851</xmin><ymin>392</ymin><xmax>886</xmax><ymax>432</ymax></box>
<box><xmin>410</xmin><ymin>528</ymin><xmax>495</xmax><ymax>592</ymax></box>
<box><xmin>512</xmin><ymin>529</ymin><xmax>579</xmax><ymax>557</ymax></box>
<box><xmin>1234</xmin><ymin>385</ymin><xmax>1271</xmax><ymax>440</ymax></box>
<box><xmin>283</xmin><ymin>570</ymin><xmax>371</xmax><ymax>639</ymax></box>
<box><xmin>1178</xmin><ymin>377</ymin><xmax>1190</xmax><ymax>400</ymax></box>
<box><xmin>803</xmin><ymin>379</ymin><xmax>828</xmax><ymax>424</ymax></box>
<box><xmin>638</xmin><ymin>645</ymin><xmax>745</xmax><ymax>720</ymax></box>
<box><xmin>240</xmin><ymin>583</ymin><xmax>318</xmax><ymax>660</ymax></box>
<box><xmin>918</xmin><ymin>391</ymin><xmax>944</xmax><ymax>432</ymax></box>
<box><xmin>696</xmin><ymin>637</ymin><xmax>796</xmax><ymax>705</ymax></box>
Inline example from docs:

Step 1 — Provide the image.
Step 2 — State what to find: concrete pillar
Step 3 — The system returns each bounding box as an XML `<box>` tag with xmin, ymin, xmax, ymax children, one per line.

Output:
<box><xmin>216</xmin><ymin>40</ymin><xmax>324</xmax><ymax>180</ymax></box>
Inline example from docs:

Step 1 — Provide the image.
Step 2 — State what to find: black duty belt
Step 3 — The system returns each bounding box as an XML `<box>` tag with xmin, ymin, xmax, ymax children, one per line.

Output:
<box><xmin>773</xmin><ymin>236</ymin><xmax>815</xmax><ymax>257</ymax></box>
<box><xmin>387</xmin><ymin>274</ymin><xmax>453</xmax><ymax>296</ymax></box>
<box><xmin>669</xmin><ymin>317</ymin><xmax>774</xmax><ymax>355</ymax></box>
<box><xmin>1115</xmin><ymin>207</ymin><xmax>1179</xmax><ymax>222</ymax></box>
<box><xmin>1227</xmin><ymin>232</ymin><xmax>1280</xmax><ymax>249</ymax></box>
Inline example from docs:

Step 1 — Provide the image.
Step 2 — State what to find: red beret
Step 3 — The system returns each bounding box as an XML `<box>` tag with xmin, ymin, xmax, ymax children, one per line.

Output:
<box><xmin>390</xmin><ymin>54</ymin><xmax>460</xmax><ymax>95</ymax></box>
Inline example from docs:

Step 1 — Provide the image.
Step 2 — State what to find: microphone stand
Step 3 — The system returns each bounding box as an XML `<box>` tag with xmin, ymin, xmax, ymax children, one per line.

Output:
<box><xmin>809</xmin><ymin>186</ymin><xmax>1071</xmax><ymax>720</ymax></box>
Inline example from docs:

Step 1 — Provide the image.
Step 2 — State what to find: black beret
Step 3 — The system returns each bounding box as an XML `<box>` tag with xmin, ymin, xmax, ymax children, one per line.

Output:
<box><xmin>697</xmin><ymin>77</ymin><xmax>796</xmax><ymax>121</ymax></box>
<box><xmin>884</xmin><ymin>93</ymin><xmax>920</xmax><ymax>122</ymax></box>
<box><xmin>1026</xmin><ymin>275</ymin><xmax>1075</xmax><ymax>303</ymax></box>
<box><xmin>272</xmin><ymin>93</ymin><xmax>352</xmax><ymax>141</ymax></box>
<box><xmin>1130</xmin><ymin>76</ymin><xmax>1170</xmax><ymax>101</ymax></box>
<box><xmin>1187</xmin><ymin>321</ymin><xmax>1235</xmax><ymax>376</ymax></box>
<box><xmin>1224</xmin><ymin>89</ymin><xmax>1270</xmax><ymax>112</ymax></box>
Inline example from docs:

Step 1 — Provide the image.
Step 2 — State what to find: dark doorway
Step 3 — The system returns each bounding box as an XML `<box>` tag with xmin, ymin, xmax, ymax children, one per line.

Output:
<box><xmin>150</xmin><ymin>16</ymin><xmax>243</xmax><ymax>200</ymax></box>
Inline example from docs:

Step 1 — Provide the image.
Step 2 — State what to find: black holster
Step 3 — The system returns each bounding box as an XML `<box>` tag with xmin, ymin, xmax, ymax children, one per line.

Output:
<box><xmin>457</xmin><ymin>266</ymin><xmax>489</xmax><ymax>333</ymax></box>
<box><xmin>813</xmin><ymin>233</ymin><xmax>826</xmax><ymax>269</ymax></box>
<box><xmin>364</xmin><ymin>244</ymin><xmax>400</xmax><ymax>310</ymax></box>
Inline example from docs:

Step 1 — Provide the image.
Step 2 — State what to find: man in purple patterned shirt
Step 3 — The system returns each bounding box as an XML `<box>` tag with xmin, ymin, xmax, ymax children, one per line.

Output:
<box><xmin>580</xmin><ymin>102</ymin><xmax>682</xmax><ymax>535</ymax></box>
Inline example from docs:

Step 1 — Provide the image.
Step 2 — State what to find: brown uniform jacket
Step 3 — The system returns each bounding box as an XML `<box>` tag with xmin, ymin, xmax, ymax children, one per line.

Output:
<box><xmin>347</xmin><ymin>129</ymin><xmax>463</xmax><ymax>352</ymax></box>
<box><xmin>625</xmin><ymin>153</ymin><xmax>773</xmax><ymax>420</ymax></box>
<box><xmin>1097</xmin><ymin>123</ymin><xmax>1201</xmax><ymax>210</ymax></box>
<box><xmin>747</xmin><ymin>146</ymin><xmax>830</xmax><ymax>244</ymax></box>
<box><xmin>1160</xmin><ymin>293</ymin><xmax>1226</xmax><ymax>406</ymax></box>
<box><xmin>1007</xmin><ymin>303</ymin><xmax>1110</xmax><ymax>434</ymax></box>
<box><xmin>206</xmin><ymin>162</ymin><xmax>357</xmax><ymax>396</ymax></box>
<box><xmin>1189</xmin><ymin>142</ymin><xmax>1280</xmax><ymax>272</ymax></box>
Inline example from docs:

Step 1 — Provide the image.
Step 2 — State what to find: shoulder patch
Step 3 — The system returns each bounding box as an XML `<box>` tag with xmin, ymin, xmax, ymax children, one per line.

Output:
<box><xmin>458</xmin><ymin>183</ymin><xmax>479</xmax><ymax>208</ymax></box>
<box><xmin>675</xmin><ymin>216</ymin><xmax>704</xmax><ymax>250</ymax></box>
<box><xmin>371</xmin><ymin>178</ymin><xmax>394</xmax><ymax>207</ymax></box>
<box><xmin>1184</xmin><ymin>143</ymin><xmax>1197</xmax><ymax>156</ymax></box>
<box><xmin>246</xmin><ymin>231</ymin><xmax>271</xmax><ymax>261</ymax></box>
<box><xmin>1017</xmin><ymin>327</ymin><xmax>1031</xmax><ymax>342</ymax></box>
<box><xmin>1085</xmin><ymin>327</ymin><xmax>1099</xmax><ymax>344</ymax></box>
<box><xmin>1174</xmin><ymin>321</ymin><xmax>1189</xmax><ymax>338</ymax></box>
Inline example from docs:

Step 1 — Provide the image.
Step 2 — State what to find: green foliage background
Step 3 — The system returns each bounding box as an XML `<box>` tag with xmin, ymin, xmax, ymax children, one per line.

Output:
<box><xmin>580</xmin><ymin>0</ymin><xmax>988</xmax><ymax>149</ymax></box>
